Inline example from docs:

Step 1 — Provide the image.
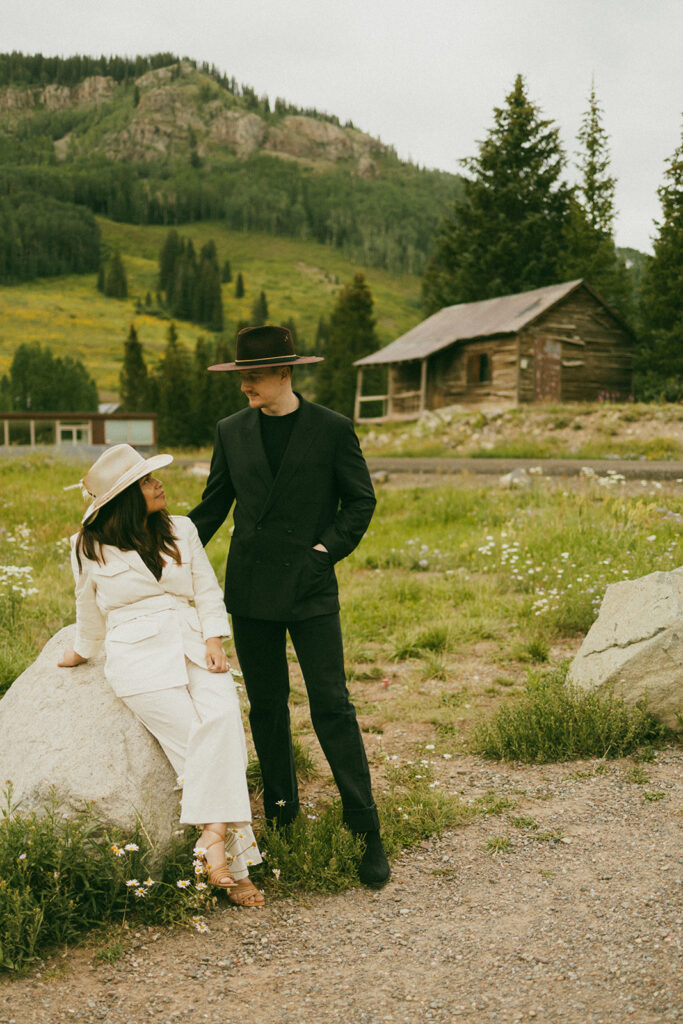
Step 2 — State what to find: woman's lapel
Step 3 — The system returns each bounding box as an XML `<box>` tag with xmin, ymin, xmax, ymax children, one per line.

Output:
<box><xmin>108</xmin><ymin>545</ymin><xmax>160</xmax><ymax>584</ymax></box>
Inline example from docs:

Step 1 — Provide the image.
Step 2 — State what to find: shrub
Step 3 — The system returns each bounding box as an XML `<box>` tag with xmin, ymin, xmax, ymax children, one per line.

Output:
<box><xmin>0</xmin><ymin>786</ymin><xmax>208</xmax><ymax>972</ymax></box>
<box><xmin>472</xmin><ymin>666</ymin><xmax>667</xmax><ymax>763</ymax></box>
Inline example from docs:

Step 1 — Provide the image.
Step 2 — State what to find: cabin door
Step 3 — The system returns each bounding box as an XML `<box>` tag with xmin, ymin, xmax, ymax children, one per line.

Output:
<box><xmin>534</xmin><ymin>338</ymin><xmax>561</xmax><ymax>401</ymax></box>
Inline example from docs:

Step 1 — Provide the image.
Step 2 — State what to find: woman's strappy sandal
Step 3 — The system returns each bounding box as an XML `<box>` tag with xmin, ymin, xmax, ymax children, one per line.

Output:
<box><xmin>196</xmin><ymin>827</ymin><xmax>238</xmax><ymax>889</ymax></box>
<box><xmin>227</xmin><ymin>878</ymin><xmax>266</xmax><ymax>908</ymax></box>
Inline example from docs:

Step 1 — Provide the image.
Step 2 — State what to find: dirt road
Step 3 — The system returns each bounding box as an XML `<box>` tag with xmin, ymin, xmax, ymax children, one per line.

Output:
<box><xmin>2</xmin><ymin>749</ymin><xmax>681</xmax><ymax>1024</ymax></box>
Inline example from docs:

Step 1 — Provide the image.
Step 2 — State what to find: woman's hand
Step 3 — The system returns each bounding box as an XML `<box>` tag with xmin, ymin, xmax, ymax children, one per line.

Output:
<box><xmin>205</xmin><ymin>637</ymin><xmax>229</xmax><ymax>673</ymax></box>
<box><xmin>58</xmin><ymin>649</ymin><xmax>88</xmax><ymax>668</ymax></box>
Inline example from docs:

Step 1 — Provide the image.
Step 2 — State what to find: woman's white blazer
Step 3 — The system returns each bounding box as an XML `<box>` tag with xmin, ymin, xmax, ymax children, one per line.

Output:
<box><xmin>70</xmin><ymin>515</ymin><xmax>230</xmax><ymax>697</ymax></box>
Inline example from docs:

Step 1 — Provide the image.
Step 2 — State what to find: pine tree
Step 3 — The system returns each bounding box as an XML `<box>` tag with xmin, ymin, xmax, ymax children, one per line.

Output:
<box><xmin>119</xmin><ymin>323</ymin><xmax>150</xmax><ymax>411</ymax></box>
<box><xmin>190</xmin><ymin>336</ymin><xmax>213</xmax><ymax>444</ymax></box>
<box><xmin>636</xmin><ymin>128</ymin><xmax>683</xmax><ymax>399</ymax></box>
<box><xmin>195</xmin><ymin>248</ymin><xmax>224</xmax><ymax>331</ymax></box>
<box><xmin>315</xmin><ymin>315</ymin><xmax>330</xmax><ymax>352</ymax></box>
<box><xmin>423</xmin><ymin>75</ymin><xmax>572</xmax><ymax>313</ymax></box>
<box><xmin>315</xmin><ymin>272</ymin><xmax>377</xmax><ymax>418</ymax></box>
<box><xmin>0</xmin><ymin>373</ymin><xmax>11</xmax><ymax>412</ymax></box>
<box><xmin>283</xmin><ymin>317</ymin><xmax>300</xmax><ymax>350</ymax></box>
<box><xmin>8</xmin><ymin>342</ymin><xmax>98</xmax><ymax>411</ymax></box>
<box><xmin>171</xmin><ymin>242</ymin><xmax>197</xmax><ymax>321</ymax></box>
<box><xmin>250</xmin><ymin>290</ymin><xmax>269</xmax><ymax>325</ymax></box>
<box><xmin>221</xmin><ymin>259</ymin><xmax>232</xmax><ymax>283</ymax></box>
<box><xmin>153</xmin><ymin>323</ymin><xmax>194</xmax><ymax>445</ymax></box>
<box><xmin>206</xmin><ymin>337</ymin><xmax>243</xmax><ymax>427</ymax></box>
<box><xmin>235</xmin><ymin>272</ymin><xmax>245</xmax><ymax>298</ymax></box>
<box><xmin>104</xmin><ymin>250</ymin><xmax>128</xmax><ymax>299</ymax></box>
<box><xmin>561</xmin><ymin>83</ymin><xmax>633</xmax><ymax>318</ymax></box>
<box><xmin>577</xmin><ymin>82</ymin><xmax>616</xmax><ymax>235</ymax></box>
<box><xmin>159</xmin><ymin>229</ymin><xmax>181</xmax><ymax>299</ymax></box>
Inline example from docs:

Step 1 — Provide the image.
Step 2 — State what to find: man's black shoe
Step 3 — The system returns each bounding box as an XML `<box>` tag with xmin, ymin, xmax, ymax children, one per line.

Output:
<box><xmin>357</xmin><ymin>830</ymin><xmax>391</xmax><ymax>888</ymax></box>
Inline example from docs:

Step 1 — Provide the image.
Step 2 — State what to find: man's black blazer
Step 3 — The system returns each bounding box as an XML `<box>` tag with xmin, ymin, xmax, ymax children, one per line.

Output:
<box><xmin>188</xmin><ymin>395</ymin><xmax>376</xmax><ymax>621</ymax></box>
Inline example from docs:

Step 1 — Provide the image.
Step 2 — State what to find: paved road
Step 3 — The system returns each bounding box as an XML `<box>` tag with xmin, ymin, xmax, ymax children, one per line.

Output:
<box><xmin>365</xmin><ymin>456</ymin><xmax>683</xmax><ymax>480</ymax></box>
<box><xmin>5</xmin><ymin>447</ymin><xmax>683</xmax><ymax>481</ymax></box>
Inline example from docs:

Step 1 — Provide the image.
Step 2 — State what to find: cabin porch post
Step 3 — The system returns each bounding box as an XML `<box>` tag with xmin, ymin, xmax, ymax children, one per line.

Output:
<box><xmin>419</xmin><ymin>358</ymin><xmax>428</xmax><ymax>413</ymax></box>
<box><xmin>354</xmin><ymin>367</ymin><xmax>364</xmax><ymax>422</ymax></box>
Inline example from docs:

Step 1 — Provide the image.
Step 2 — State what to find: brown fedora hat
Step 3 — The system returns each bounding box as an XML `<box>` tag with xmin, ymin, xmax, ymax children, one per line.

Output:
<box><xmin>208</xmin><ymin>325</ymin><xmax>324</xmax><ymax>372</ymax></box>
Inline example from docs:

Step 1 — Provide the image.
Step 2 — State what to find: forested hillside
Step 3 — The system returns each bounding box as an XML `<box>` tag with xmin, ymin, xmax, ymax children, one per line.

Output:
<box><xmin>0</xmin><ymin>52</ymin><xmax>463</xmax><ymax>279</ymax></box>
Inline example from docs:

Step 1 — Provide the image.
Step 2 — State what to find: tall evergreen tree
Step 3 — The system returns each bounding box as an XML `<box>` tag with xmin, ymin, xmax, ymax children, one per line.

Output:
<box><xmin>153</xmin><ymin>323</ymin><xmax>193</xmax><ymax>445</ymax></box>
<box><xmin>422</xmin><ymin>75</ymin><xmax>572</xmax><ymax>313</ymax></box>
<box><xmin>315</xmin><ymin>272</ymin><xmax>377</xmax><ymax>418</ymax></box>
<box><xmin>194</xmin><ymin>248</ymin><xmax>224</xmax><ymax>331</ymax></box>
<box><xmin>159</xmin><ymin>229</ymin><xmax>181</xmax><ymax>299</ymax></box>
<box><xmin>235</xmin><ymin>272</ymin><xmax>245</xmax><ymax>298</ymax></box>
<box><xmin>7</xmin><ymin>342</ymin><xmax>98</xmax><ymax>411</ymax></box>
<box><xmin>250</xmin><ymin>290</ymin><xmax>269</xmax><ymax>325</ymax></box>
<box><xmin>104</xmin><ymin>250</ymin><xmax>128</xmax><ymax>299</ymax></box>
<box><xmin>635</xmin><ymin>128</ymin><xmax>683</xmax><ymax>399</ymax></box>
<box><xmin>283</xmin><ymin>316</ymin><xmax>301</xmax><ymax>350</ymax></box>
<box><xmin>170</xmin><ymin>241</ymin><xmax>197</xmax><ymax>321</ymax></box>
<box><xmin>190</xmin><ymin>335</ymin><xmax>213</xmax><ymax>444</ymax></box>
<box><xmin>221</xmin><ymin>259</ymin><xmax>232</xmax><ymax>283</ymax></box>
<box><xmin>206</xmin><ymin>337</ymin><xmax>243</xmax><ymax>427</ymax></box>
<box><xmin>576</xmin><ymin>81</ymin><xmax>616</xmax><ymax>235</ymax></box>
<box><xmin>561</xmin><ymin>83</ymin><xmax>632</xmax><ymax>317</ymax></box>
<box><xmin>119</xmin><ymin>323</ymin><xmax>150</xmax><ymax>411</ymax></box>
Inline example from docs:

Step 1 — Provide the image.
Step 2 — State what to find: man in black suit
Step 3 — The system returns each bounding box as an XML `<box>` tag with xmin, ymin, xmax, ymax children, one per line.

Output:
<box><xmin>189</xmin><ymin>324</ymin><xmax>390</xmax><ymax>887</ymax></box>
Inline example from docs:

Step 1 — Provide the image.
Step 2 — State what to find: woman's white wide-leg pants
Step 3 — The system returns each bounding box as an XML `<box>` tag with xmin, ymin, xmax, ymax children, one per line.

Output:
<box><xmin>122</xmin><ymin>661</ymin><xmax>262</xmax><ymax>877</ymax></box>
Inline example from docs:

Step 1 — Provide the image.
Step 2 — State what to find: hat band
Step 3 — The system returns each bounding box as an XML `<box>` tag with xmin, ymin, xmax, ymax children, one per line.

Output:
<box><xmin>235</xmin><ymin>353</ymin><xmax>299</xmax><ymax>367</ymax></box>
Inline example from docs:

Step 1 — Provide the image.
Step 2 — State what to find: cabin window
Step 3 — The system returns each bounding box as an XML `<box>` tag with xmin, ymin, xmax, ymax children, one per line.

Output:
<box><xmin>467</xmin><ymin>352</ymin><xmax>492</xmax><ymax>384</ymax></box>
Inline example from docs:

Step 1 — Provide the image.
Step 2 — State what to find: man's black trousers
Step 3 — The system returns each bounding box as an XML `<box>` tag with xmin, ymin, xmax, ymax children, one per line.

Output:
<box><xmin>231</xmin><ymin>612</ymin><xmax>380</xmax><ymax>833</ymax></box>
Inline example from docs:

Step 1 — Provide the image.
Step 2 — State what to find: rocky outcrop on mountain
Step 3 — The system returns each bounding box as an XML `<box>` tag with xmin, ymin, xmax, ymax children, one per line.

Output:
<box><xmin>0</xmin><ymin>63</ymin><xmax>390</xmax><ymax>173</ymax></box>
<box><xmin>208</xmin><ymin>110</ymin><xmax>266</xmax><ymax>157</ymax></box>
<box><xmin>265</xmin><ymin>115</ymin><xmax>373</xmax><ymax>164</ymax></box>
<box><xmin>0</xmin><ymin>86</ymin><xmax>36</xmax><ymax>113</ymax></box>
<box><xmin>0</xmin><ymin>75</ymin><xmax>115</xmax><ymax>116</ymax></box>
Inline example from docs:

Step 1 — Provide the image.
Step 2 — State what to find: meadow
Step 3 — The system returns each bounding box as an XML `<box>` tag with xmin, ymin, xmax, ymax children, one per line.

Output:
<box><xmin>0</xmin><ymin>218</ymin><xmax>423</xmax><ymax>399</ymax></box>
<box><xmin>0</xmin><ymin>455</ymin><xmax>676</xmax><ymax>968</ymax></box>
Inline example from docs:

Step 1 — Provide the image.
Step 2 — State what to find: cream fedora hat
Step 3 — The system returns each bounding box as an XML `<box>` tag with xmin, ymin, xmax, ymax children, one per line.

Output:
<box><xmin>76</xmin><ymin>444</ymin><xmax>173</xmax><ymax>524</ymax></box>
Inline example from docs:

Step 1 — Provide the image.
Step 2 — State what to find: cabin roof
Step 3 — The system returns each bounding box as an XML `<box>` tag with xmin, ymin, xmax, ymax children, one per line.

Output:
<box><xmin>355</xmin><ymin>279</ymin><xmax>589</xmax><ymax>367</ymax></box>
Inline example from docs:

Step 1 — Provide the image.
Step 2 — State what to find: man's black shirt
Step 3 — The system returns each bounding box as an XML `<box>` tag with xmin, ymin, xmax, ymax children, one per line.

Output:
<box><xmin>259</xmin><ymin>406</ymin><xmax>299</xmax><ymax>478</ymax></box>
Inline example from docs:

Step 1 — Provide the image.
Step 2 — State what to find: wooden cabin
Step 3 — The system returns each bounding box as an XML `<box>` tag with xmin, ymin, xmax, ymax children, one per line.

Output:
<box><xmin>354</xmin><ymin>280</ymin><xmax>634</xmax><ymax>422</ymax></box>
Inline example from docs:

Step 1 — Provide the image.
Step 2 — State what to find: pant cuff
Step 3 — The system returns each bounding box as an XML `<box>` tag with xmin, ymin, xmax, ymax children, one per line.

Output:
<box><xmin>265</xmin><ymin>799</ymin><xmax>300</xmax><ymax>826</ymax></box>
<box><xmin>343</xmin><ymin>806</ymin><xmax>381</xmax><ymax>833</ymax></box>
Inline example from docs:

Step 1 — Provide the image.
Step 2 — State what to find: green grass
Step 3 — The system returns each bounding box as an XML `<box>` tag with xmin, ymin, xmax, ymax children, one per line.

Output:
<box><xmin>0</xmin><ymin>770</ymin><xmax>471</xmax><ymax>971</ymax></box>
<box><xmin>0</xmin><ymin>218</ymin><xmax>422</xmax><ymax>398</ymax></box>
<box><xmin>472</xmin><ymin>666</ymin><xmax>668</xmax><ymax>763</ymax></box>
<box><xmin>2</xmin><ymin>458</ymin><xmax>682</xmax><ymax>969</ymax></box>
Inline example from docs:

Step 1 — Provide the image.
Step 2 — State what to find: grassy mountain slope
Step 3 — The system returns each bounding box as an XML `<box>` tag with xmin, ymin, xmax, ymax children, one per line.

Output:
<box><xmin>0</xmin><ymin>218</ymin><xmax>423</xmax><ymax>398</ymax></box>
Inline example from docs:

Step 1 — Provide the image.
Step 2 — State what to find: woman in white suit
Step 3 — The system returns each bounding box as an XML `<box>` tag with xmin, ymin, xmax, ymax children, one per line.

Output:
<box><xmin>59</xmin><ymin>443</ymin><xmax>264</xmax><ymax>907</ymax></box>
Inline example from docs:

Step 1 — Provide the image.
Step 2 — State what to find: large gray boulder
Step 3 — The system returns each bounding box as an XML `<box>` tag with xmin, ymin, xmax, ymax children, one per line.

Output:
<box><xmin>0</xmin><ymin>625</ymin><xmax>179</xmax><ymax>851</ymax></box>
<box><xmin>568</xmin><ymin>568</ymin><xmax>683</xmax><ymax>729</ymax></box>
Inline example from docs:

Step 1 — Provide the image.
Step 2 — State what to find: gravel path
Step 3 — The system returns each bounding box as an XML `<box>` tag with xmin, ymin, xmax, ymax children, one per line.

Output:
<box><xmin>2</xmin><ymin>750</ymin><xmax>681</xmax><ymax>1024</ymax></box>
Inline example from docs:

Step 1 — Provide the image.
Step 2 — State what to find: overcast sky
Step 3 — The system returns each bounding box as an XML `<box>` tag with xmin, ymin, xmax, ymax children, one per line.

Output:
<box><xmin>4</xmin><ymin>0</ymin><xmax>682</xmax><ymax>253</ymax></box>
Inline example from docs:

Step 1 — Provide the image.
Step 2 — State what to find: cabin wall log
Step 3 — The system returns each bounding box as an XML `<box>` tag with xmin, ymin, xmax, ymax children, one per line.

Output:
<box><xmin>517</xmin><ymin>288</ymin><xmax>633</xmax><ymax>404</ymax></box>
<box><xmin>426</xmin><ymin>337</ymin><xmax>517</xmax><ymax>408</ymax></box>
<box><xmin>355</xmin><ymin>284</ymin><xmax>634</xmax><ymax>421</ymax></box>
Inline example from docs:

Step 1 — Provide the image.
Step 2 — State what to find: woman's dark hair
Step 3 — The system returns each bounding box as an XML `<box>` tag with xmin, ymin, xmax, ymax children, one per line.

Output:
<box><xmin>75</xmin><ymin>480</ymin><xmax>181</xmax><ymax>579</ymax></box>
